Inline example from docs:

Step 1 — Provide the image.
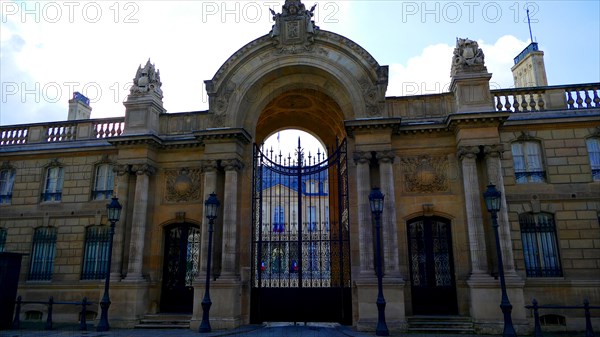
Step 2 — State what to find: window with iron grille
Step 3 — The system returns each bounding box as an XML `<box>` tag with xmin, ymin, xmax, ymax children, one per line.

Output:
<box><xmin>41</xmin><ymin>166</ymin><xmax>64</xmax><ymax>202</ymax></box>
<box><xmin>519</xmin><ymin>212</ymin><xmax>562</xmax><ymax>277</ymax></box>
<box><xmin>0</xmin><ymin>168</ymin><xmax>15</xmax><ymax>204</ymax></box>
<box><xmin>512</xmin><ymin>141</ymin><xmax>545</xmax><ymax>183</ymax></box>
<box><xmin>92</xmin><ymin>164</ymin><xmax>114</xmax><ymax>200</ymax></box>
<box><xmin>0</xmin><ymin>228</ymin><xmax>6</xmax><ymax>252</ymax></box>
<box><xmin>28</xmin><ymin>227</ymin><xmax>57</xmax><ymax>281</ymax></box>
<box><xmin>81</xmin><ymin>226</ymin><xmax>110</xmax><ymax>280</ymax></box>
<box><xmin>586</xmin><ymin>137</ymin><xmax>600</xmax><ymax>181</ymax></box>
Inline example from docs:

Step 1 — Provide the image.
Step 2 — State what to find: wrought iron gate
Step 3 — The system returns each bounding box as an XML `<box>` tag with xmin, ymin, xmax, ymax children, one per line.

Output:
<box><xmin>408</xmin><ymin>216</ymin><xmax>458</xmax><ymax>315</ymax></box>
<box><xmin>250</xmin><ymin>139</ymin><xmax>351</xmax><ymax>324</ymax></box>
<box><xmin>161</xmin><ymin>224</ymin><xmax>200</xmax><ymax>313</ymax></box>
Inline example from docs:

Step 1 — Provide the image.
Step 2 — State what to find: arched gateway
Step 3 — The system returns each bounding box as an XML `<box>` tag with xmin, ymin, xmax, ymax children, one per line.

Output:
<box><xmin>198</xmin><ymin>0</ymin><xmax>391</xmax><ymax>326</ymax></box>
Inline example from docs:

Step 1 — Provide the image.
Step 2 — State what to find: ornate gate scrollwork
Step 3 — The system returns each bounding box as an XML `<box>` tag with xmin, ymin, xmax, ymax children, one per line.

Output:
<box><xmin>250</xmin><ymin>138</ymin><xmax>351</xmax><ymax>323</ymax></box>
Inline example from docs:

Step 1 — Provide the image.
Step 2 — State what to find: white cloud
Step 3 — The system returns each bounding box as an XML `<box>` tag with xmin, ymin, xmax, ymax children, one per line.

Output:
<box><xmin>387</xmin><ymin>35</ymin><xmax>529</xmax><ymax>96</ymax></box>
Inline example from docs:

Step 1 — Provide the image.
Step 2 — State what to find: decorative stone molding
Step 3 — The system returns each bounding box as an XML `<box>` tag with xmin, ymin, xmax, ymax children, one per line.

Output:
<box><xmin>451</xmin><ymin>38</ymin><xmax>486</xmax><ymax>76</ymax></box>
<box><xmin>200</xmin><ymin>160</ymin><xmax>219</xmax><ymax>173</ymax></box>
<box><xmin>165</xmin><ymin>168</ymin><xmax>202</xmax><ymax>203</ymax></box>
<box><xmin>457</xmin><ymin>146</ymin><xmax>480</xmax><ymax>160</ymax></box>
<box><xmin>222</xmin><ymin>159</ymin><xmax>244</xmax><ymax>172</ymax></box>
<box><xmin>483</xmin><ymin>144</ymin><xmax>505</xmax><ymax>158</ymax></box>
<box><xmin>132</xmin><ymin>164</ymin><xmax>156</xmax><ymax>176</ymax></box>
<box><xmin>515</xmin><ymin>130</ymin><xmax>537</xmax><ymax>142</ymax></box>
<box><xmin>376</xmin><ymin>151</ymin><xmax>395</xmax><ymax>164</ymax></box>
<box><xmin>0</xmin><ymin>161</ymin><xmax>15</xmax><ymax>170</ymax></box>
<box><xmin>400</xmin><ymin>155</ymin><xmax>449</xmax><ymax>193</ymax></box>
<box><xmin>352</xmin><ymin>151</ymin><xmax>371</xmax><ymax>165</ymax></box>
<box><xmin>113</xmin><ymin>164</ymin><xmax>131</xmax><ymax>176</ymax></box>
<box><xmin>130</xmin><ymin>59</ymin><xmax>162</xmax><ymax>98</ymax></box>
<box><xmin>269</xmin><ymin>0</ymin><xmax>318</xmax><ymax>53</ymax></box>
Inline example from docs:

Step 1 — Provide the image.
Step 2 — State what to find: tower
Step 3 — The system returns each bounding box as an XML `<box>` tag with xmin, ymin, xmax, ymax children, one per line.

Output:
<box><xmin>511</xmin><ymin>42</ymin><xmax>548</xmax><ymax>88</ymax></box>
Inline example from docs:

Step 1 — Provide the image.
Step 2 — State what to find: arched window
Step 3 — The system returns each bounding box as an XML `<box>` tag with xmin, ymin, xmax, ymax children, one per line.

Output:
<box><xmin>519</xmin><ymin>212</ymin><xmax>562</xmax><ymax>277</ymax></box>
<box><xmin>81</xmin><ymin>226</ymin><xmax>110</xmax><ymax>280</ymax></box>
<box><xmin>0</xmin><ymin>166</ymin><xmax>15</xmax><ymax>204</ymax></box>
<box><xmin>29</xmin><ymin>227</ymin><xmax>57</xmax><ymax>281</ymax></box>
<box><xmin>512</xmin><ymin>141</ymin><xmax>545</xmax><ymax>183</ymax></box>
<box><xmin>586</xmin><ymin>137</ymin><xmax>600</xmax><ymax>181</ymax></box>
<box><xmin>92</xmin><ymin>164</ymin><xmax>114</xmax><ymax>200</ymax></box>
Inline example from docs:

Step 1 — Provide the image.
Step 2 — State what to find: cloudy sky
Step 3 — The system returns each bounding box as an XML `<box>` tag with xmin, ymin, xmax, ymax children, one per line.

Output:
<box><xmin>1</xmin><ymin>0</ymin><xmax>599</xmax><ymax>127</ymax></box>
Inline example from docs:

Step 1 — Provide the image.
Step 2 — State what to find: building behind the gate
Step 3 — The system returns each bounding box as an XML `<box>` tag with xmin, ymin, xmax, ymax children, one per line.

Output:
<box><xmin>1</xmin><ymin>0</ymin><xmax>599</xmax><ymax>334</ymax></box>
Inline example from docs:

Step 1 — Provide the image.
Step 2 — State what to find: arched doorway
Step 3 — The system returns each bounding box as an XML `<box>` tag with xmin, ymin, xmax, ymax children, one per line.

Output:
<box><xmin>249</xmin><ymin>87</ymin><xmax>351</xmax><ymax>323</ymax></box>
<box><xmin>407</xmin><ymin>216</ymin><xmax>458</xmax><ymax>315</ymax></box>
<box><xmin>161</xmin><ymin>223</ymin><xmax>201</xmax><ymax>313</ymax></box>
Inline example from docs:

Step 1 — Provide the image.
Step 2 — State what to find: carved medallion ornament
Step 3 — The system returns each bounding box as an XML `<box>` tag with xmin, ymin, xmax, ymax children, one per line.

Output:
<box><xmin>451</xmin><ymin>38</ymin><xmax>486</xmax><ymax>76</ymax></box>
<box><xmin>270</xmin><ymin>0</ymin><xmax>319</xmax><ymax>53</ymax></box>
<box><xmin>130</xmin><ymin>59</ymin><xmax>163</xmax><ymax>98</ymax></box>
<box><xmin>401</xmin><ymin>155</ymin><xmax>449</xmax><ymax>193</ymax></box>
<box><xmin>165</xmin><ymin>168</ymin><xmax>202</xmax><ymax>203</ymax></box>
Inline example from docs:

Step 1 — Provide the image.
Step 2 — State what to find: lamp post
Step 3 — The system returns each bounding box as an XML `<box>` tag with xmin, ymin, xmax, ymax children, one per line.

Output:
<box><xmin>369</xmin><ymin>187</ymin><xmax>389</xmax><ymax>336</ymax></box>
<box><xmin>97</xmin><ymin>197</ymin><xmax>122</xmax><ymax>332</ymax></box>
<box><xmin>483</xmin><ymin>184</ymin><xmax>517</xmax><ymax>337</ymax></box>
<box><xmin>199</xmin><ymin>192</ymin><xmax>220</xmax><ymax>333</ymax></box>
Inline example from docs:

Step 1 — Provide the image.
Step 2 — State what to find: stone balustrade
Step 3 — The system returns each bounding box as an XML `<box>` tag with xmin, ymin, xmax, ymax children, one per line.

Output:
<box><xmin>0</xmin><ymin>117</ymin><xmax>125</xmax><ymax>146</ymax></box>
<box><xmin>492</xmin><ymin>82</ymin><xmax>600</xmax><ymax>112</ymax></box>
<box><xmin>1</xmin><ymin>83</ymin><xmax>598</xmax><ymax>147</ymax></box>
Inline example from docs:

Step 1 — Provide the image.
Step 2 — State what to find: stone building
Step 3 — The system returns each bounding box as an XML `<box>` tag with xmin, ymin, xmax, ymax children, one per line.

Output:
<box><xmin>0</xmin><ymin>0</ymin><xmax>599</xmax><ymax>334</ymax></box>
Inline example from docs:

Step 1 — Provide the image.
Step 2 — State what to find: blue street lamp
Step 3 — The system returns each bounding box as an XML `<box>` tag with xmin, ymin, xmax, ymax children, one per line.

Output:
<box><xmin>96</xmin><ymin>197</ymin><xmax>122</xmax><ymax>332</ymax></box>
<box><xmin>483</xmin><ymin>184</ymin><xmax>517</xmax><ymax>337</ymax></box>
<box><xmin>199</xmin><ymin>192</ymin><xmax>220</xmax><ymax>333</ymax></box>
<box><xmin>369</xmin><ymin>187</ymin><xmax>389</xmax><ymax>336</ymax></box>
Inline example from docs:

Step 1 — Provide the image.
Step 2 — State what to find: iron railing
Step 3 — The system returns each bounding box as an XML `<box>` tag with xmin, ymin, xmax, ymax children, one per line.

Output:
<box><xmin>526</xmin><ymin>299</ymin><xmax>598</xmax><ymax>337</ymax></box>
<box><xmin>13</xmin><ymin>296</ymin><xmax>94</xmax><ymax>331</ymax></box>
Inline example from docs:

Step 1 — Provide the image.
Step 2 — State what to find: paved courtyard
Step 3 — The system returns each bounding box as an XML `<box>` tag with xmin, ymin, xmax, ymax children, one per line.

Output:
<box><xmin>0</xmin><ymin>322</ymin><xmax>590</xmax><ymax>337</ymax></box>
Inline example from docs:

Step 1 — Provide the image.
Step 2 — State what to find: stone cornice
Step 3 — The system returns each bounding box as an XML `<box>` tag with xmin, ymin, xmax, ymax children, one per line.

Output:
<box><xmin>446</xmin><ymin>111</ymin><xmax>510</xmax><ymax>130</ymax></box>
<box><xmin>344</xmin><ymin>117</ymin><xmax>402</xmax><ymax>137</ymax></box>
<box><xmin>194</xmin><ymin>128</ymin><xmax>252</xmax><ymax>144</ymax></box>
<box><xmin>107</xmin><ymin>134</ymin><xmax>164</xmax><ymax>148</ymax></box>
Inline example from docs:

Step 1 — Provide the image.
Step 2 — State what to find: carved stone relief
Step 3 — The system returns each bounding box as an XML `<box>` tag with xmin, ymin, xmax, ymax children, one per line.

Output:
<box><xmin>451</xmin><ymin>38</ymin><xmax>486</xmax><ymax>76</ymax></box>
<box><xmin>400</xmin><ymin>155</ymin><xmax>449</xmax><ymax>193</ymax></box>
<box><xmin>130</xmin><ymin>59</ymin><xmax>162</xmax><ymax>98</ymax></box>
<box><xmin>164</xmin><ymin>168</ymin><xmax>202</xmax><ymax>203</ymax></box>
<box><xmin>269</xmin><ymin>0</ymin><xmax>318</xmax><ymax>53</ymax></box>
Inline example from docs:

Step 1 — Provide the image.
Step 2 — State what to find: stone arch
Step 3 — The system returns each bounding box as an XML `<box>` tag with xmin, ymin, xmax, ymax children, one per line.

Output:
<box><xmin>204</xmin><ymin>31</ymin><xmax>389</xmax><ymax>136</ymax></box>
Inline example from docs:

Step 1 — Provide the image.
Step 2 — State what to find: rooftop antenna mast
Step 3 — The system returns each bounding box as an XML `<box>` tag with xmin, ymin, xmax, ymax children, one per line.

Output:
<box><xmin>527</xmin><ymin>8</ymin><xmax>534</xmax><ymax>43</ymax></box>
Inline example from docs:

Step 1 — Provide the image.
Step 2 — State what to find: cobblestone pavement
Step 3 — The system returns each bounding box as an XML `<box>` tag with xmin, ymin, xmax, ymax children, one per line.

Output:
<box><xmin>0</xmin><ymin>323</ymin><xmax>586</xmax><ymax>337</ymax></box>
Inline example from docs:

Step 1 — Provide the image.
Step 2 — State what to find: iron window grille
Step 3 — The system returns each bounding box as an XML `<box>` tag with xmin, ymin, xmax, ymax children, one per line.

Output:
<box><xmin>81</xmin><ymin>226</ymin><xmax>110</xmax><ymax>280</ymax></box>
<box><xmin>28</xmin><ymin>227</ymin><xmax>57</xmax><ymax>281</ymax></box>
<box><xmin>519</xmin><ymin>212</ymin><xmax>562</xmax><ymax>277</ymax></box>
<box><xmin>0</xmin><ymin>228</ymin><xmax>7</xmax><ymax>252</ymax></box>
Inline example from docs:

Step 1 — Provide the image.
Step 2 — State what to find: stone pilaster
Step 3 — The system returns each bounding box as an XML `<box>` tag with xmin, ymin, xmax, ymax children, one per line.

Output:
<box><xmin>200</xmin><ymin>160</ymin><xmax>219</xmax><ymax>272</ymax></box>
<box><xmin>376</xmin><ymin>151</ymin><xmax>401</xmax><ymax>277</ymax></box>
<box><xmin>123</xmin><ymin>164</ymin><xmax>155</xmax><ymax>281</ymax></box>
<box><xmin>220</xmin><ymin>158</ymin><xmax>243</xmax><ymax>277</ymax></box>
<box><xmin>353</xmin><ymin>151</ymin><xmax>374</xmax><ymax>275</ymax></box>
<box><xmin>457</xmin><ymin>146</ymin><xmax>488</xmax><ymax>277</ymax></box>
<box><xmin>483</xmin><ymin>145</ymin><xmax>517</xmax><ymax>275</ymax></box>
<box><xmin>111</xmin><ymin>164</ymin><xmax>130</xmax><ymax>281</ymax></box>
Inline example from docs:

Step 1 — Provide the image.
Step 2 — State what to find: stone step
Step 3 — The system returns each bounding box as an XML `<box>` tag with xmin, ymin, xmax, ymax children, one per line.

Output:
<box><xmin>407</xmin><ymin>316</ymin><xmax>475</xmax><ymax>334</ymax></box>
<box><xmin>134</xmin><ymin>314</ymin><xmax>191</xmax><ymax>329</ymax></box>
